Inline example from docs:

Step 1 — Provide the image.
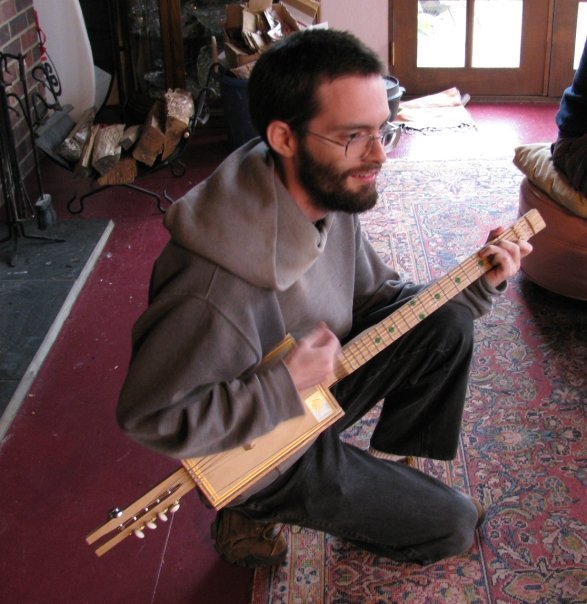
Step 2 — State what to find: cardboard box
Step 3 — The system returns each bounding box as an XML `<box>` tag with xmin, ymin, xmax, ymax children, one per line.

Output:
<box><xmin>222</xmin><ymin>1</ymin><xmax>321</xmax><ymax>69</ymax></box>
<box><xmin>279</xmin><ymin>0</ymin><xmax>320</xmax><ymax>29</ymax></box>
<box><xmin>223</xmin><ymin>3</ymin><xmax>262</xmax><ymax>68</ymax></box>
<box><xmin>224</xmin><ymin>41</ymin><xmax>260</xmax><ymax>68</ymax></box>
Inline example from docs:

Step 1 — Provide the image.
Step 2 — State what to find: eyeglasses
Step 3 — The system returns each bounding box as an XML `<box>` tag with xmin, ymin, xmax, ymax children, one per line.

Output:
<box><xmin>302</xmin><ymin>122</ymin><xmax>400</xmax><ymax>159</ymax></box>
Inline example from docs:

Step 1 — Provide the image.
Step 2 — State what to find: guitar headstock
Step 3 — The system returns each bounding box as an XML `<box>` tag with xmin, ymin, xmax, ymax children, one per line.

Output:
<box><xmin>86</xmin><ymin>467</ymin><xmax>195</xmax><ymax>556</ymax></box>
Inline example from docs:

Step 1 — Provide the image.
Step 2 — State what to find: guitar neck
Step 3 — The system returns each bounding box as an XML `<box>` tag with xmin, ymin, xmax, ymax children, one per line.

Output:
<box><xmin>331</xmin><ymin>209</ymin><xmax>545</xmax><ymax>383</ymax></box>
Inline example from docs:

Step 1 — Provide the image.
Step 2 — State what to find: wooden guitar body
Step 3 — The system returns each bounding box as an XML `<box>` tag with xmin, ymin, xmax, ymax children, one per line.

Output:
<box><xmin>182</xmin><ymin>380</ymin><xmax>344</xmax><ymax>509</ymax></box>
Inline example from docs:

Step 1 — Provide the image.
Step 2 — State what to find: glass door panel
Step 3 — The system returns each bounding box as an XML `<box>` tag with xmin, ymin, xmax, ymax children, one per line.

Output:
<box><xmin>471</xmin><ymin>0</ymin><xmax>523</xmax><ymax>68</ymax></box>
<box><xmin>417</xmin><ymin>1</ymin><xmax>466</xmax><ymax>67</ymax></box>
<box><xmin>575</xmin><ymin>2</ymin><xmax>587</xmax><ymax>67</ymax></box>
<box><xmin>392</xmin><ymin>0</ymin><xmax>551</xmax><ymax>97</ymax></box>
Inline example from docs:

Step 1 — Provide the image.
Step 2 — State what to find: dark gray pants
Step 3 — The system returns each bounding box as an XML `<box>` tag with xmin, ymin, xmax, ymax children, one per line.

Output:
<box><xmin>236</xmin><ymin>297</ymin><xmax>480</xmax><ymax>565</ymax></box>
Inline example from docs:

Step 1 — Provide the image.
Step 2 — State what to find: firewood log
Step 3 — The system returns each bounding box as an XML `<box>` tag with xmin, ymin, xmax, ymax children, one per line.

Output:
<box><xmin>92</xmin><ymin>124</ymin><xmax>125</xmax><ymax>175</ymax></box>
<box><xmin>74</xmin><ymin>123</ymin><xmax>100</xmax><ymax>178</ymax></box>
<box><xmin>162</xmin><ymin>89</ymin><xmax>194</xmax><ymax>161</ymax></box>
<box><xmin>120</xmin><ymin>125</ymin><xmax>141</xmax><ymax>151</ymax></box>
<box><xmin>97</xmin><ymin>156</ymin><xmax>138</xmax><ymax>186</ymax></box>
<box><xmin>56</xmin><ymin>106</ymin><xmax>96</xmax><ymax>162</ymax></box>
<box><xmin>132</xmin><ymin>101</ymin><xmax>165</xmax><ymax>167</ymax></box>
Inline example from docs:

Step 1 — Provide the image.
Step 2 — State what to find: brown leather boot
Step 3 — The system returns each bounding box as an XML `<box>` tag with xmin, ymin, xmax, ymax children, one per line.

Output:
<box><xmin>211</xmin><ymin>508</ymin><xmax>287</xmax><ymax>567</ymax></box>
<box><xmin>470</xmin><ymin>496</ymin><xmax>487</xmax><ymax>528</ymax></box>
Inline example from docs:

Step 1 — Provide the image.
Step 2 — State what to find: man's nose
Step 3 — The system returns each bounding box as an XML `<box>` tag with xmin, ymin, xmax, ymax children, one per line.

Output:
<box><xmin>366</xmin><ymin>136</ymin><xmax>388</xmax><ymax>163</ymax></box>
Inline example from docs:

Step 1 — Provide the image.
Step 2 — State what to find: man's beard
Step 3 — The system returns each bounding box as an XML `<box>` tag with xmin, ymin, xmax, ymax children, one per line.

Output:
<box><xmin>297</xmin><ymin>141</ymin><xmax>381</xmax><ymax>214</ymax></box>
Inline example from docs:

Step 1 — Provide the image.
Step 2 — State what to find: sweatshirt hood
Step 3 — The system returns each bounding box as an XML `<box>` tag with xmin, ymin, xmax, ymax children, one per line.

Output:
<box><xmin>164</xmin><ymin>139</ymin><xmax>332</xmax><ymax>291</ymax></box>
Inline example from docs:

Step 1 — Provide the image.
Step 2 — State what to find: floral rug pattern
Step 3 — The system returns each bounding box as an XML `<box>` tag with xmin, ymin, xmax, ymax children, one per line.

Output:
<box><xmin>251</xmin><ymin>159</ymin><xmax>587</xmax><ymax>604</ymax></box>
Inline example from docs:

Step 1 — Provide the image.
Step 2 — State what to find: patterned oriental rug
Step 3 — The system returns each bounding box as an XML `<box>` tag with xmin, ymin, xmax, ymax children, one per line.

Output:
<box><xmin>251</xmin><ymin>158</ymin><xmax>587</xmax><ymax>604</ymax></box>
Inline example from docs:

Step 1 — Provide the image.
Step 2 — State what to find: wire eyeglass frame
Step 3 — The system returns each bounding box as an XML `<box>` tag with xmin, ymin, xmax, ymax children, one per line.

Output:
<box><xmin>302</xmin><ymin>122</ymin><xmax>401</xmax><ymax>159</ymax></box>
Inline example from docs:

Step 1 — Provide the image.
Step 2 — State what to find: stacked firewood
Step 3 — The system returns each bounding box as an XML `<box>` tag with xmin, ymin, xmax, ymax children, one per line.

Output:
<box><xmin>55</xmin><ymin>89</ymin><xmax>194</xmax><ymax>186</ymax></box>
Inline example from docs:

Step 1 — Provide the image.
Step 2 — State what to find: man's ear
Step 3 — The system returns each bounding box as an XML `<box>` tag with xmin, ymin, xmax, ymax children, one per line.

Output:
<box><xmin>266</xmin><ymin>120</ymin><xmax>297</xmax><ymax>158</ymax></box>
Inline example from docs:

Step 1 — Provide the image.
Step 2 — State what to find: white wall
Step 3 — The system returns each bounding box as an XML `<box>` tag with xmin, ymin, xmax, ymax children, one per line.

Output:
<box><xmin>320</xmin><ymin>0</ymin><xmax>389</xmax><ymax>67</ymax></box>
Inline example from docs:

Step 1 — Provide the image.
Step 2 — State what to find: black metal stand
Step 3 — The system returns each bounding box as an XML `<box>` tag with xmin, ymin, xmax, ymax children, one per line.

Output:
<box><xmin>64</xmin><ymin>154</ymin><xmax>189</xmax><ymax>215</ymax></box>
<box><xmin>67</xmin><ymin>182</ymin><xmax>167</xmax><ymax>214</ymax></box>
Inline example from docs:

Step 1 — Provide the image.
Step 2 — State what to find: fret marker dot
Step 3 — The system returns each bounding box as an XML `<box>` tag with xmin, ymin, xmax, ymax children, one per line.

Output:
<box><xmin>434</xmin><ymin>293</ymin><xmax>441</xmax><ymax>300</ymax></box>
<box><xmin>388</xmin><ymin>327</ymin><xmax>395</xmax><ymax>333</ymax></box>
<box><xmin>374</xmin><ymin>337</ymin><xmax>382</xmax><ymax>344</ymax></box>
<box><xmin>455</xmin><ymin>277</ymin><xmax>462</xmax><ymax>284</ymax></box>
<box><xmin>419</xmin><ymin>313</ymin><xmax>426</xmax><ymax>320</ymax></box>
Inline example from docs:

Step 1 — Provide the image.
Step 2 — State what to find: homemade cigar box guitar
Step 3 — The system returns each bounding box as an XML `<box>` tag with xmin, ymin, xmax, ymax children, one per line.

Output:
<box><xmin>87</xmin><ymin>209</ymin><xmax>545</xmax><ymax>556</ymax></box>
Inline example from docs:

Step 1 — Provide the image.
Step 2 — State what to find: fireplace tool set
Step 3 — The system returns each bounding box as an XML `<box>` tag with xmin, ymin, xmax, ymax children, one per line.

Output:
<box><xmin>0</xmin><ymin>50</ymin><xmax>62</xmax><ymax>266</ymax></box>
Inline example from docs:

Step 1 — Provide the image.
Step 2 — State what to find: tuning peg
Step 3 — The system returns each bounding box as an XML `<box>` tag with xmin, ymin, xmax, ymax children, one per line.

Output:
<box><xmin>134</xmin><ymin>527</ymin><xmax>145</xmax><ymax>539</ymax></box>
<box><xmin>169</xmin><ymin>501</ymin><xmax>180</xmax><ymax>514</ymax></box>
<box><xmin>157</xmin><ymin>511</ymin><xmax>169</xmax><ymax>522</ymax></box>
<box><xmin>108</xmin><ymin>507</ymin><xmax>124</xmax><ymax>520</ymax></box>
<box><xmin>146</xmin><ymin>519</ymin><xmax>157</xmax><ymax>530</ymax></box>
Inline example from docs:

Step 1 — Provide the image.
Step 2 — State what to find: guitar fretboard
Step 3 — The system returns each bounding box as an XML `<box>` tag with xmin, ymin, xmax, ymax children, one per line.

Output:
<box><xmin>332</xmin><ymin>209</ymin><xmax>545</xmax><ymax>382</ymax></box>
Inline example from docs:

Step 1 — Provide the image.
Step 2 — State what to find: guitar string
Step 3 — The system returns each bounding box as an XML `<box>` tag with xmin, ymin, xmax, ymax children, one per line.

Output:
<box><xmin>341</xmin><ymin>263</ymin><xmax>472</xmax><ymax>371</ymax></box>
<box><xmin>190</xmin><ymin>264</ymin><xmax>479</xmax><ymax>479</ymax></box>
<box><xmin>150</xmin><ymin>511</ymin><xmax>175</xmax><ymax>604</ymax></box>
<box><xmin>186</xmin><ymin>216</ymin><xmax>538</xmax><ymax>493</ymax></box>
<box><xmin>327</xmin><ymin>212</ymin><xmax>533</xmax><ymax>379</ymax></box>
<box><xmin>95</xmin><ymin>217</ymin><xmax>542</xmax><ymax>540</ymax></box>
<box><xmin>192</xmin><ymin>220</ymin><xmax>534</xmax><ymax>479</ymax></box>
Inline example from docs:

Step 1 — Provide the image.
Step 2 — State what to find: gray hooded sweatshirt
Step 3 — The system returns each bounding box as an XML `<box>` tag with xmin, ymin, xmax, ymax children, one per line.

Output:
<box><xmin>117</xmin><ymin>140</ymin><xmax>498</xmax><ymax>479</ymax></box>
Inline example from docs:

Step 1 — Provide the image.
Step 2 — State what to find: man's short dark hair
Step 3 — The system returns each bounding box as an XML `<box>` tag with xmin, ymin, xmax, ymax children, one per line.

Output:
<box><xmin>248</xmin><ymin>29</ymin><xmax>387</xmax><ymax>143</ymax></box>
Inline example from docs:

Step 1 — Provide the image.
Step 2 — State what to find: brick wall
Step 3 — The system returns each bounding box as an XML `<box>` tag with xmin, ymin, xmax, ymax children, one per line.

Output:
<box><xmin>1</xmin><ymin>0</ymin><xmax>43</xmax><ymax>192</ymax></box>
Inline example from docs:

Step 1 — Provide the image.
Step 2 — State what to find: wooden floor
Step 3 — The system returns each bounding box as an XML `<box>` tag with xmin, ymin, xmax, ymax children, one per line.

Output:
<box><xmin>0</xmin><ymin>102</ymin><xmax>559</xmax><ymax>604</ymax></box>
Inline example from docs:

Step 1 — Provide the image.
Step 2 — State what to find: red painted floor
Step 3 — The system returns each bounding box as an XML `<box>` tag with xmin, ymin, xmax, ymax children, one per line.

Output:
<box><xmin>394</xmin><ymin>102</ymin><xmax>558</xmax><ymax>160</ymax></box>
<box><xmin>0</xmin><ymin>102</ymin><xmax>558</xmax><ymax>604</ymax></box>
